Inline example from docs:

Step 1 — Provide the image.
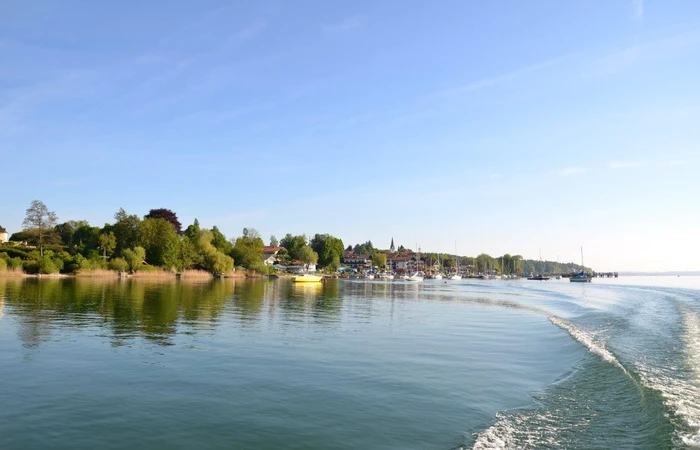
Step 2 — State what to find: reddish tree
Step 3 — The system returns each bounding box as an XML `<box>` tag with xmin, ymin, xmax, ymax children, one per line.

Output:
<box><xmin>144</xmin><ymin>208</ymin><xmax>182</xmax><ymax>235</ymax></box>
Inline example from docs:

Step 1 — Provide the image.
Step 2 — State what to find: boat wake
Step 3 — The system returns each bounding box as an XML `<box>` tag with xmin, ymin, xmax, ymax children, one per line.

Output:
<box><xmin>636</xmin><ymin>307</ymin><xmax>700</xmax><ymax>447</ymax></box>
<box><xmin>548</xmin><ymin>316</ymin><xmax>629</xmax><ymax>376</ymax></box>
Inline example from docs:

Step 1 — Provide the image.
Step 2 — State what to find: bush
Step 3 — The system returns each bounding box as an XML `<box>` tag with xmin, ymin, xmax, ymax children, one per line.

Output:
<box><xmin>0</xmin><ymin>247</ymin><xmax>31</xmax><ymax>260</ymax></box>
<box><xmin>108</xmin><ymin>257</ymin><xmax>129</xmax><ymax>272</ymax></box>
<box><xmin>8</xmin><ymin>257</ymin><xmax>22</xmax><ymax>270</ymax></box>
<box><xmin>22</xmin><ymin>260</ymin><xmax>39</xmax><ymax>274</ymax></box>
<box><xmin>38</xmin><ymin>256</ymin><xmax>59</xmax><ymax>274</ymax></box>
<box><xmin>0</xmin><ymin>258</ymin><xmax>7</xmax><ymax>271</ymax></box>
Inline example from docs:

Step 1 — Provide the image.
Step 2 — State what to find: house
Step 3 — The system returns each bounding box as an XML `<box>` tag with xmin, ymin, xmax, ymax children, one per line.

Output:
<box><xmin>0</xmin><ymin>225</ymin><xmax>8</xmax><ymax>244</ymax></box>
<box><xmin>386</xmin><ymin>253</ymin><xmax>414</xmax><ymax>272</ymax></box>
<box><xmin>341</xmin><ymin>251</ymin><xmax>372</xmax><ymax>269</ymax></box>
<box><xmin>276</xmin><ymin>260</ymin><xmax>317</xmax><ymax>273</ymax></box>
<box><xmin>261</xmin><ymin>246</ymin><xmax>283</xmax><ymax>266</ymax></box>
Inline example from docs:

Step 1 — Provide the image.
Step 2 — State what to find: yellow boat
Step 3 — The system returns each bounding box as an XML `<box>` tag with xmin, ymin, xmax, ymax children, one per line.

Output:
<box><xmin>291</xmin><ymin>274</ymin><xmax>323</xmax><ymax>283</ymax></box>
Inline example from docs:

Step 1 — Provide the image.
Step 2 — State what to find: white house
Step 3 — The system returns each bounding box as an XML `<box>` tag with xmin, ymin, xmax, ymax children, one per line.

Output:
<box><xmin>0</xmin><ymin>225</ymin><xmax>8</xmax><ymax>244</ymax></box>
<box><xmin>261</xmin><ymin>246</ymin><xmax>283</xmax><ymax>266</ymax></box>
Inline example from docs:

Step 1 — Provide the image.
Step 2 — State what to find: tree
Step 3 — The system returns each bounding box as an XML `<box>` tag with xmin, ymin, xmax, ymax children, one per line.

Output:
<box><xmin>372</xmin><ymin>253</ymin><xmax>387</xmax><ymax>268</ymax></box>
<box><xmin>269</xmin><ymin>235</ymin><xmax>279</xmax><ymax>247</ymax></box>
<box><xmin>22</xmin><ymin>200</ymin><xmax>58</xmax><ymax>256</ymax></box>
<box><xmin>230</xmin><ymin>228</ymin><xmax>266</xmax><ymax>272</ymax></box>
<box><xmin>72</xmin><ymin>224</ymin><xmax>101</xmax><ymax>256</ymax></box>
<box><xmin>211</xmin><ymin>226</ymin><xmax>233</xmax><ymax>254</ymax></box>
<box><xmin>144</xmin><ymin>208</ymin><xmax>182</xmax><ymax>234</ymax></box>
<box><xmin>185</xmin><ymin>219</ymin><xmax>201</xmax><ymax>241</ymax></box>
<box><xmin>123</xmin><ymin>246</ymin><xmax>146</xmax><ymax>273</ymax></box>
<box><xmin>54</xmin><ymin>220</ymin><xmax>89</xmax><ymax>250</ymax></box>
<box><xmin>275</xmin><ymin>247</ymin><xmax>291</xmax><ymax>265</ymax></box>
<box><xmin>299</xmin><ymin>245</ymin><xmax>318</xmax><ymax>270</ymax></box>
<box><xmin>280</xmin><ymin>234</ymin><xmax>308</xmax><ymax>261</ymax></box>
<box><xmin>353</xmin><ymin>240</ymin><xmax>375</xmax><ymax>255</ymax></box>
<box><xmin>242</xmin><ymin>227</ymin><xmax>261</xmax><ymax>240</ymax></box>
<box><xmin>137</xmin><ymin>218</ymin><xmax>180</xmax><ymax>269</ymax></box>
<box><xmin>113</xmin><ymin>208</ymin><xmax>141</xmax><ymax>255</ymax></box>
<box><xmin>98</xmin><ymin>232</ymin><xmax>117</xmax><ymax>260</ymax></box>
<box><xmin>310</xmin><ymin>233</ymin><xmax>345</xmax><ymax>269</ymax></box>
<box><xmin>194</xmin><ymin>231</ymin><xmax>234</xmax><ymax>274</ymax></box>
<box><xmin>179</xmin><ymin>236</ymin><xmax>201</xmax><ymax>270</ymax></box>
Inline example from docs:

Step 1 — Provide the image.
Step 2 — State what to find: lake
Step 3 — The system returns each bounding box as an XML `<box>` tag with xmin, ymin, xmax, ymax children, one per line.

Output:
<box><xmin>1</xmin><ymin>276</ymin><xmax>699</xmax><ymax>449</ymax></box>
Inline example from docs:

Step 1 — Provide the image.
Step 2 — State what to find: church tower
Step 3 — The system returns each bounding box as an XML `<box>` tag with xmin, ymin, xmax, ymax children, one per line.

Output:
<box><xmin>390</xmin><ymin>237</ymin><xmax>395</xmax><ymax>253</ymax></box>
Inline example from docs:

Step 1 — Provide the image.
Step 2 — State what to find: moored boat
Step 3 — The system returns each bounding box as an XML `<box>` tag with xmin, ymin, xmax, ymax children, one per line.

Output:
<box><xmin>527</xmin><ymin>275</ymin><xmax>550</xmax><ymax>281</ymax></box>
<box><xmin>291</xmin><ymin>274</ymin><xmax>323</xmax><ymax>283</ymax></box>
<box><xmin>570</xmin><ymin>247</ymin><xmax>592</xmax><ymax>283</ymax></box>
<box><xmin>406</xmin><ymin>272</ymin><xmax>424</xmax><ymax>282</ymax></box>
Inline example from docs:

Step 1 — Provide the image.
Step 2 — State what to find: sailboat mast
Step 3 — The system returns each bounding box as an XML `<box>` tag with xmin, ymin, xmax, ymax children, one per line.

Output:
<box><xmin>580</xmin><ymin>246</ymin><xmax>584</xmax><ymax>273</ymax></box>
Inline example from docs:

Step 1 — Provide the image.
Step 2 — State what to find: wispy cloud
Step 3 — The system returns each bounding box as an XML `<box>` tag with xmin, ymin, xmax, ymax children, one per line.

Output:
<box><xmin>609</xmin><ymin>161</ymin><xmax>642</xmax><ymax>169</ymax></box>
<box><xmin>223</xmin><ymin>22</ymin><xmax>266</xmax><ymax>49</ymax></box>
<box><xmin>632</xmin><ymin>0</ymin><xmax>644</xmax><ymax>22</ymax></box>
<box><xmin>585</xmin><ymin>31</ymin><xmax>700</xmax><ymax>77</ymax></box>
<box><xmin>437</xmin><ymin>56</ymin><xmax>566</xmax><ymax>97</ymax></box>
<box><xmin>555</xmin><ymin>167</ymin><xmax>588</xmax><ymax>176</ymax></box>
<box><xmin>323</xmin><ymin>18</ymin><xmax>363</xmax><ymax>34</ymax></box>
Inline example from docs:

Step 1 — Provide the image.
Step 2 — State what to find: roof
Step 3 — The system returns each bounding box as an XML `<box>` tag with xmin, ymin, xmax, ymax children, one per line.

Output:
<box><xmin>0</xmin><ymin>225</ymin><xmax>6</xmax><ymax>233</ymax></box>
<box><xmin>262</xmin><ymin>246</ymin><xmax>283</xmax><ymax>254</ymax></box>
<box><xmin>343</xmin><ymin>254</ymin><xmax>371</xmax><ymax>260</ymax></box>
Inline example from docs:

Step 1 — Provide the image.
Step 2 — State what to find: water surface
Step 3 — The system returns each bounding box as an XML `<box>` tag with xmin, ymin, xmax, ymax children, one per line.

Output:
<box><xmin>1</xmin><ymin>276</ymin><xmax>699</xmax><ymax>449</ymax></box>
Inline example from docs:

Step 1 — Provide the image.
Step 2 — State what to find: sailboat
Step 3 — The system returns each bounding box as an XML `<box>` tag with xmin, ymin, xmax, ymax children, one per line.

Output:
<box><xmin>570</xmin><ymin>247</ymin><xmax>592</xmax><ymax>282</ymax></box>
<box><xmin>449</xmin><ymin>242</ymin><xmax>462</xmax><ymax>280</ymax></box>
<box><xmin>405</xmin><ymin>246</ymin><xmax>424</xmax><ymax>281</ymax></box>
<box><xmin>431</xmin><ymin>254</ymin><xmax>443</xmax><ymax>279</ymax></box>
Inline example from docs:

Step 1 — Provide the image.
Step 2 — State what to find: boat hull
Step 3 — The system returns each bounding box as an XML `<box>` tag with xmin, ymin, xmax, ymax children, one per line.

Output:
<box><xmin>291</xmin><ymin>275</ymin><xmax>323</xmax><ymax>283</ymax></box>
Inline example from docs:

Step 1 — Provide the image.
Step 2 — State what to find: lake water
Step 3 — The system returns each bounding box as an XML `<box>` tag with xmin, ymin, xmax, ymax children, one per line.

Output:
<box><xmin>1</xmin><ymin>276</ymin><xmax>699</xmax><ymax>449</ymax></box>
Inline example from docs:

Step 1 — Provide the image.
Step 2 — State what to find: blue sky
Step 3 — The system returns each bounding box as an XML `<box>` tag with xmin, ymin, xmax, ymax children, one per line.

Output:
<box><xmin>1</xmin><ymin>0</ymin><xmax>699</xmax><ymax>271</ymax></box>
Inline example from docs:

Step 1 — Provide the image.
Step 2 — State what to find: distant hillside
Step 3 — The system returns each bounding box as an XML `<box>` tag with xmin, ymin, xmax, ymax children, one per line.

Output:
<box><xmin>618</xmin><ymin>271</ymin><xmax>700</xmax><ymax>276</ymax></box>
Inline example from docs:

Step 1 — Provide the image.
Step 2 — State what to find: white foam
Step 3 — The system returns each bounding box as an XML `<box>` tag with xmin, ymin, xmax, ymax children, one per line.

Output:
<box><xmin>548</xmin><ymin>316</ymin><xmax>628</xmax><ymax>374</ymax></box>
<box><xmin>637</xmin><ymin>307</ymin><xmax>700</xmax><ymax>447</ymax></box>
<box><xmin>469</xmin><ymin>410</ymin><xmax>564</xmax><ymax>449</ymax></box>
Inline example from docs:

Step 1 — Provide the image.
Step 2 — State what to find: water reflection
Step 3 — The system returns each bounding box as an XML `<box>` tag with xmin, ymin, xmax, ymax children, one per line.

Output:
<box><xmin>0</xmin><ymin>279</ymin><xmax>356</xmax><ymax>348</ymax></box>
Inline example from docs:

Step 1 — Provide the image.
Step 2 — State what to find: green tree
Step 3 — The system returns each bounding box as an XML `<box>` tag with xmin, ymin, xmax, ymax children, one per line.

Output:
<box><xmin>204</xmin><ymin>250</ymin><xmax>234</xmax><ymax>274</ymax></box>
<box><xmin>211</xmin><ymin>226</ymin><xmax>233</xmax><ymax>254</ymax></box>
<box><xmin>73</xmin><ymin>224</ymin><xmax>101</xmax><ymax>256</ymax></box>
<box><xmin>310</xmin><ymin>233</ymin><xmax>345</xmax><ymax>269</ymax></box>
<box><xmin>353</xmin><ymin>240</ymin><xmax>375</xmax><ymax>255</ymax></box>
<box><xmin>98</xmin><ymin>232</ymin><xmax>117</xmax><ymax>260</ymax></box>
<box><xmin>137</xmin><ymin>218</ymin><xmax>180</xmax><ymax>269</ymax></box>
<box><xmin>194</xmin><ymin>231</ymin><xmax>234</xmax><ymax>274</ymax></box>
<box><xmin>275</xmin><ymin>247</ymin><xmax>291</xmax><ymax>265</ymax></box>
<box><xmin>280</xmin><ymin>233</ymin><xmax>307</xmax><ymax>261</ymax></box>
<box><xmin>123</xmin><ymin>247</ymin><xmax>146</xmax><ymax>273</ymax></box>
<box><xmin>113</xmin><ymin>208</ymin><xmax>141</xmax><ymax>255</ymax></box>
<box><xmin>108</xmin><ymin>257</ymin><xmax>129</xmax><ymax>272</ymax></box>
<box><xmin>230</xmin><ymin>228</ymin><xmax>266</xmax><ymax>272</ymax></box>
<box><xmin>185</xmin><ymin>219</ymin><xmax>201</xmax><ymax>241</ymax></box>
<box><xmin>269</xmin><ymin>235</ymin><xmax>279</xmax><ymax>247</ymax></box>
<box><xmin>22</xmin><ymin>200</ymin><xmax>58</xmax><ymax>256</ymax></box>
<box><xmin>372</xmin><ymin>253</ymin><xmax>387</xmax><ymax>268</ymax></box>
<box><xmin>299</xmin><ymin>245</ymin><xmax>318</xmax><ymax>270</ymax></box>
<box><xmin>179</xmin><ymin>236</ymin><xmax>201</xmax><ymax>270</ymax></box>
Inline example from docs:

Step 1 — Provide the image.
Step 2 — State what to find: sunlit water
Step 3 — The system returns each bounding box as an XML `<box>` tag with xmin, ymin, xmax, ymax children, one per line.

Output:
<box><xmin>1</xmin><ymin>276</ymin><xmax>699</xmax><ymax>449</ymax></box>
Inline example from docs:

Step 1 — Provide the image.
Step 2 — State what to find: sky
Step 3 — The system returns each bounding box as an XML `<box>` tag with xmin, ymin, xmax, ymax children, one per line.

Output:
<box><xmin>1</xmin><ymin>0</ymin><xmax>699</xmax><ymax>271</ymax></box>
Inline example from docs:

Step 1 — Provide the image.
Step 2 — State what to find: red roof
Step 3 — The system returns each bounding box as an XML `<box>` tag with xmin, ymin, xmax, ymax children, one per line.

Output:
<box><xmin>262</xmin><ymin>246</ymin><xmax>283</xmax><ymax>253</ymax></box>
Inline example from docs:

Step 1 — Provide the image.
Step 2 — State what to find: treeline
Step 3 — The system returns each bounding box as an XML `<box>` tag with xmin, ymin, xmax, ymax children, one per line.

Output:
<box><xmin>1</xmin><ymin>200</ymin><xmax>588</xmax><ymax>276</ymax></box>
<box><xmin>0</xmin><ymin>201</ymin><xmax>349</xmax><ymax>276</ymax></box>
<box><xmin>1</xmin><ymin>202</ymin><xmax>237</xmax><ymax>275</ymax></box>
<box><xmin>340</xmin><ymin>241</ymin><xmax>588</xmax><ymax>275</ymax></box>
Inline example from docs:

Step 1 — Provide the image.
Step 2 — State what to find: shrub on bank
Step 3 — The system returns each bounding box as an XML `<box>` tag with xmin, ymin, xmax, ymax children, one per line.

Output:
<box><xmin>109</xmin><ymin>258</ymin><xmax>129</xmax><ymax>272</ymax></box>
